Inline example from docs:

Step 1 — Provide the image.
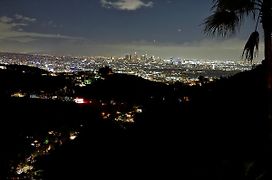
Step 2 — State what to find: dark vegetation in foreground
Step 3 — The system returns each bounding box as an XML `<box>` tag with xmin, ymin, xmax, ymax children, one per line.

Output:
<box><xmin>0</xmin><ymin>62</ymin><xmax>271</xmax><ymax>179</ymax></box>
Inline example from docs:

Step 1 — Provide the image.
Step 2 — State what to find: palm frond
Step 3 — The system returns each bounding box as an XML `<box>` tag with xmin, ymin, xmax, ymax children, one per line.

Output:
<box><xmin>204</xmin><ymin>0</ymin><xmax>261</xmax><ymax>37</ymax></box>
<box><xmin>242</xmin><ymin>31</ymin><xmax>259</xmax><ymax>63</ymax></box>
<box><xmin>214</xmin><ymin>0</ymin><xmax>257</xmax><ymax>13</ymax></box>
<box><xmin>211</xmin><ymin>0</ymin><xmax>260</xmax><ymax>23</ymax></box>
<box><xmin>203</xmin><ymin>10</ymin><xmax>240</xmax><ymax>37</ymax></box>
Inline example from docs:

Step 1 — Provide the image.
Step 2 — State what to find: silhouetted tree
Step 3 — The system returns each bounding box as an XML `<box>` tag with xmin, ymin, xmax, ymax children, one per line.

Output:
<box><xmin>198</xmin><ymin>75</ymin><xmax>209</xmax><ymax>85</ymax></box>
<box><xmin>204</xmin><ymin>0</ymin><xmax>272</xmax><ymax>90</ymax></box>
<box><xmin>98</xmin><ymin>66</ymin><xmax>113</xmax><ymax>78</ymax></box>
<box><xmin>204</xmin><ymin>1</ymin><xmax>272</xmax><ymax>179</ymax></box>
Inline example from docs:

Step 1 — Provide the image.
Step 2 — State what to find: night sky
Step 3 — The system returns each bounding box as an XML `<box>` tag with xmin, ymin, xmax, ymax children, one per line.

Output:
<box><xmin>0</xmin><ymin>0</ymin><xmax>262</xmax><ymax>60</ymax></box>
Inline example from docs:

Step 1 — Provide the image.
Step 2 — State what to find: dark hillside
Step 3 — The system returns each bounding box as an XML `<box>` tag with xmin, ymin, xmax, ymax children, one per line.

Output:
<box><xmin>0</xmin><ymin>63</ymin><xmax>271</xmax><ymax>179</ymax></box>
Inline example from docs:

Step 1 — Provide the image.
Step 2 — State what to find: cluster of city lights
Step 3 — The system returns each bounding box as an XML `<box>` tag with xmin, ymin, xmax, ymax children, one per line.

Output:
<box><xmin>10</xmin><ymin>129</ymin><xmax>80</xmax><ymax>179</ymax></box>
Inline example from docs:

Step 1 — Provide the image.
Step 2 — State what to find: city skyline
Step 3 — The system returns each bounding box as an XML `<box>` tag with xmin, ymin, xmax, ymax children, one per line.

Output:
<box><xmin>0</xmin><ymin>0</ymin><xmax>263</xmax><ymax>61</ymax></box>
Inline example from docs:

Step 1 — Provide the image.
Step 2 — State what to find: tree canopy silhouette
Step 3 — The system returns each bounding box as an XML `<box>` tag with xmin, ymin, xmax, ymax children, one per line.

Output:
<box><xmin>204</xmin><ymin>0</ymin><xmax>272</xmax><ymax>88</ymax></box>
<box><xmin>204</xmin><ymin>1</ymin><xmax>272</xmax><ymax>179</ymax></box>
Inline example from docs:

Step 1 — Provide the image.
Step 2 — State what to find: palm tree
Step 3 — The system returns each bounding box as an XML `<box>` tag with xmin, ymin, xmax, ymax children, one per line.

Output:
<box><xmin>204</xmin><ymin>1</ymin><xmax>272</xmax><ymax>178</ymax></box>
<box><xmin>204</xmin><ymin>0</ymin><xmax>272</xmax><ymax>134</ymax></box>
<box><xmin>204</xmin><ymin>0</ymin><xmax>272</xmax><ymax>89</ymax></box>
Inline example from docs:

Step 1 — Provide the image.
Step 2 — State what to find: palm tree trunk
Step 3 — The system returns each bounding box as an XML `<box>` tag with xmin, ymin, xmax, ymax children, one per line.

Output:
<box><xmin>263</xmin><ymin>29</ymin><xmax>272</xmax><ymax>88</ymax></box>
<box><xmin>263</xmin><ymin>28</ymin><xmax>272</xmax><ymax>132</ymax></box>
<box><xmin>262</xmin><ymin>0</ymin><xmax>272</xmax><ymax>69</ymax></box>
<box><xmin>262</xmin><ymin>0</ymin><xmax>272</xmax><ymax>134</ymax></box>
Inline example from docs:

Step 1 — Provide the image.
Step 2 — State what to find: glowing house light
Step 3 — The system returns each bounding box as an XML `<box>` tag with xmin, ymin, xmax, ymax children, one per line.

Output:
<box><xmin>74</xmin><ymin>97</ymin><xmax>85</xmax><ymax>104</ymax></box>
